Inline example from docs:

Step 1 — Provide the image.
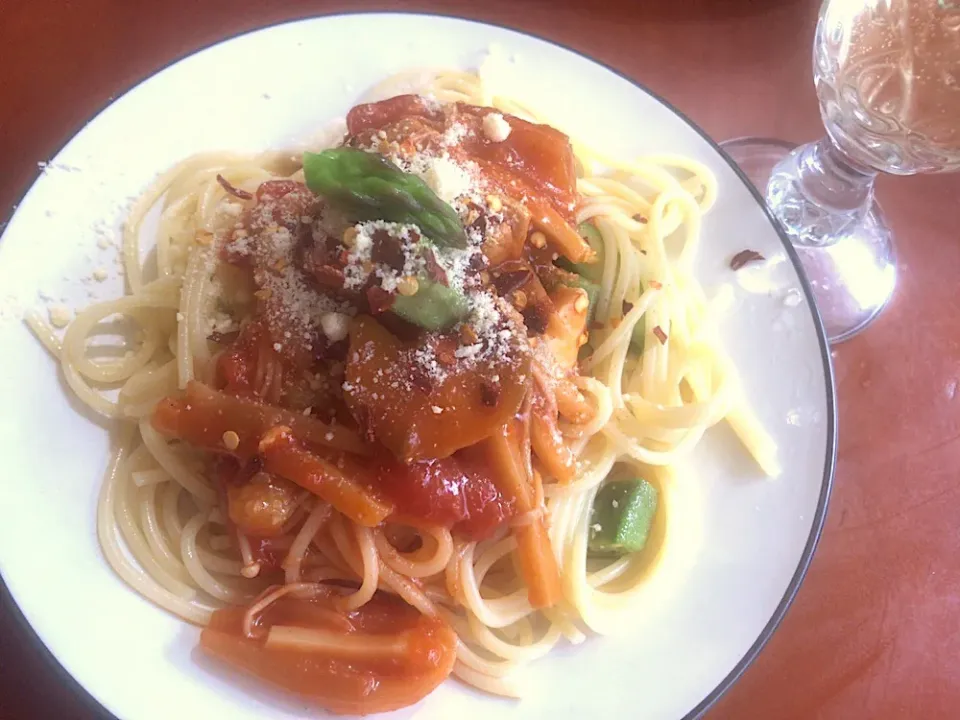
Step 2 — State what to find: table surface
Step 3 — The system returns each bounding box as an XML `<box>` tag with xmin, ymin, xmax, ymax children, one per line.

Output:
<box><xmin>2</xmin><ymin>1</ymin><xmax>959</xmax><ymax>718</ymax></box>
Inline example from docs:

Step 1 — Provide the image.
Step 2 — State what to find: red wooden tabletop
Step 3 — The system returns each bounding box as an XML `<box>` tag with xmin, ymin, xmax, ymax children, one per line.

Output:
<box><xmin>2</xmin><ymin>1</ymin><xmax>959</xmax><ymax>718</ymax></box>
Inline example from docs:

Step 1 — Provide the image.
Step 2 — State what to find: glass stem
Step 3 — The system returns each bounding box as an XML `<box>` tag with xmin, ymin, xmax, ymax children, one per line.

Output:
<box><xmin>765</xmin><ymin>135</ymin><xmax>878</xmax><ymax>248</ymax></box>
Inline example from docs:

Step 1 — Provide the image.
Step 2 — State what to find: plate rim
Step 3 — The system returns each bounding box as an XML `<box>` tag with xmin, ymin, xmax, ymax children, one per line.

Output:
<box><xmin>0</xmin><ymin>10</ymin><xmax>837</xmax><ymax>720</ymax></box>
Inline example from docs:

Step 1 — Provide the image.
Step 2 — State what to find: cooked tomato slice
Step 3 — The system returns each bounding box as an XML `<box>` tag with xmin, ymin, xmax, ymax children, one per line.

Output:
<box><xmin>343</xmin><ymin>316</ymin><xmax>531</xmax><ymax>462</ymax></box>
<box><xmin>200</xmin><ymin>592</ymin><xmax>457</xmax><ymax>715</ymax></box>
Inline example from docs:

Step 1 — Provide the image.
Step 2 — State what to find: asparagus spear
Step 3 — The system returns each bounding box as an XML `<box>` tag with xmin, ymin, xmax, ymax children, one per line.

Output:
<box><xmin>391</xmin><ymin>278</ymin><xmax>470</xmax><ymax>331</ymax></box>
<box><xmin>588</xmin><ymin>477</ymin><xmax>658</xmax><ymax>556</ymax></box>
<box><xmin>303</xmin><ymin>148</ymin><xmax>467</xmax><ymax>249</ymax></box>
<box><xmin>563</xmin><ymin>221</ymin><xmax>646</xmax><ymax>353</ymax></box>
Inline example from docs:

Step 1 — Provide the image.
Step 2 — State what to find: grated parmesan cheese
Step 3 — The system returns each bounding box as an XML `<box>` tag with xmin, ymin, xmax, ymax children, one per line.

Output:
<box><xmin>482</xmin><ymin>112</ymin><xmax>512</xmax><ymax>142</ymax></box>
<box><xmin>411</xmin><ymin>344</ymin><xmax>449</xmax><ymax>385</ymax></box>
<box><xmin>443</xmin><ymin>122</ymin><xmax>469</xmax><ymax>146</ymax></box>
<box><xmin>454</xmin><ymin>343</ymin><xmax>482</xmax><ymax>359</ymax></box>
<box><xmin>320</xmin><ymin>312</ymin><xmax>349</xmax><ymax>342</ymax></box>
<box><xmin>419</xmin><ymin>155</ymin><xmax>475</xmax><ymax>205</ymax></box>
<box><xmin>220</xmin><ymin>202</ymin><xmax>243</xmax><ymax>217</ymax></box>
<box><xmin>420</xmin><ymin>95</ymin><xmax>442</xmax><ymax>112</ymax></box>
<box><xmin>343</xmin><ymin>220</ymin><xmax>425</xmax><ymax>292</ymax></box>
<box><xmin>205</xmin><ymin>309</ymin><xmax>237</xmax><ymax>336</ymax></box>
<box><xmin>252</xmin><ymin>223</ymin><xmax>350</xmax><ymax>345</ymax></box>
<box><xmin>355</xmin><ymin>102</ymin><xmax>481</xmax><ymax>207</ymax></box>
<box><xmin>469</xmin><ymin>291</ymin><xmax>502</xmax><ymax>336</ymax></box>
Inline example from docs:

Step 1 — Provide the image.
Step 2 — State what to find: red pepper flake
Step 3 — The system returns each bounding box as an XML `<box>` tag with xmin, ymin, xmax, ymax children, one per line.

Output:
<box><xmin>467</xmin><ymin>212</ymin><xmax>488</xmax><ymax>240</ymax></box>
<box><xmin>410</xmin><ymin>366</ymin><xmax>433</xmax><ymax>395</ymax></box>
<box><xmin>632</xmin><ymin>214</ymin><xmax>648</xmax><ymax>224</ymax></box>
<box><xmin>349</xmin><ymin>405</ymin><xmax>378</xmax><ymax>445</ymax></box>
<box><xmin>255</xmin><ymin>179</ymin><xmax>302</xmax><ymax>201</ymax></box>
<box><xmin>437</xmin><ymin>347</ymin><xmax>456</xmax><ymax>366</ymax></box>
<box><xmin>216</xmin><ymin>174</ymin><xmax>253</xmax><ymax>200</ymax></box>
<box><xmin>648</xmin><ymin>280</ymin><xmax>662</xmax><ymax>289</ymax></box>
<box><xmin>492</xmin><ymin>260</ymin><xmax>533</xmax><ymax>297</ymax></box>
<box><xmin>622</xmin><ymin>300</ymin><xmax>634</xmax><ymax>315</ymax></box>
<box><xmin>479</xmin><ymin>381</ymin><xmax>500</xmax><ymax>408</ymax></box>
<box><xmin>467</xmin><ymin>253</ymin><xmax>487</xmax><ymax>271</ymax></box>
<box><xmin>729</xmin><ymin>249</ymin><xmax>765</xmax><ymax>271</ymax></box>
<box><xmin>522</xmin><ymin>302</ymin><xmax>550</xmax><ymax>335</ymax></box>
<box><xmin>433</xmin><ymin>335</ymin><xmax>459</xmax><ymax>367</ymax></box>
<box><xmin>370</xmin><ymin>229</ymin><xmax>405</xmax><ymax>270</ymax></box>
<box><xmin>653</xmin><ymin>325</ymin><xmax>668</xmax><ymax>345</ymax></box>
<box><xmin>366</xmin><ymin>286</ymin><xmax>395</xmax><ymax>314</ymax></box>
<box><xmin>423</xmin><ymin>247</ymin><xmax>449</xmax><ymax>286</ymax></box>
<box><xmin>312</xmin><ymin>265</ymin><xmax>346</xmax><ymax>289</ymax></box>
<box><xmin>208</xmin><ymin>330</ymin><xmax>240</xmax><ymax>345</ymax></box>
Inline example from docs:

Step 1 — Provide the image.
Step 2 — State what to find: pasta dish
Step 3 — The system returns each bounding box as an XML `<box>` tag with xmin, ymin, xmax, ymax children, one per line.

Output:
<box><xmin>28</xmin><ymin>68</ymin><xmax>777</xmax><ymax>714</ymax></box>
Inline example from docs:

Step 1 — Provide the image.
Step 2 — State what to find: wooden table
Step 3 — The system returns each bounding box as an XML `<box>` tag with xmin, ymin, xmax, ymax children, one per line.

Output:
<box><xmin>2</xmin><ymin>1</ymin><xmax>958</xmax><ymax>718</ymax></box>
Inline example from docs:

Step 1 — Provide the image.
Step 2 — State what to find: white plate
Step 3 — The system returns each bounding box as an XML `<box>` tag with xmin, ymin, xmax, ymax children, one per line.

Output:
<box><xmin>0</xmin><ymin>13</ymin><xmax>835</xmax><ymax>720</ymax></box>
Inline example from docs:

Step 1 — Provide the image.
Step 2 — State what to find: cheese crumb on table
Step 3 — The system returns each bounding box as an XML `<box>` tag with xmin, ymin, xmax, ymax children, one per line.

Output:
<box><xmin>48</xmin><ymin>304</ymin><xmax>72</xmax><ymax>328</ymax></box>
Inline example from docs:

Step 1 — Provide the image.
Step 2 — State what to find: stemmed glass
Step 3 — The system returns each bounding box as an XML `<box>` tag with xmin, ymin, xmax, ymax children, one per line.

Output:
<box><xmin>722</xmin><ymin>0</ymin><xmax>960</xmax><ymax>343</ymax></box>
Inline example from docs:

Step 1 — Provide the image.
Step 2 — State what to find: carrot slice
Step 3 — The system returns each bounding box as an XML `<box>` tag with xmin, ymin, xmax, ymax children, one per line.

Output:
<box><xmin>258</xmin><ymin>426</ymin><xmax>393</xmax><ymax>527</ymax></box>
<box><xmin>151</xmin><ymin>381</ymin><xmax>366</xmax><ymax>459</ymax></box>
<box><xmin>480</xmin><ymin>422</ymin><xmax>561</xmax><ymax>609</ymax></box>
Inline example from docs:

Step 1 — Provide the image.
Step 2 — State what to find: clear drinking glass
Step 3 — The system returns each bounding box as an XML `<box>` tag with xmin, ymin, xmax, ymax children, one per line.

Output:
<box><xmin>723</xmin><ymin>0</ymin><xmax>960</xmax><ymax>343</ymax></box>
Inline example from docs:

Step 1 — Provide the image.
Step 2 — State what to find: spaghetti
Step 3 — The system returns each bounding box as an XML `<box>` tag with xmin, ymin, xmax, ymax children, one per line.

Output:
<box><xmin>29</xmin><ymin>68</ymin><xmax>778</xmax><ymax>713</ymax></box>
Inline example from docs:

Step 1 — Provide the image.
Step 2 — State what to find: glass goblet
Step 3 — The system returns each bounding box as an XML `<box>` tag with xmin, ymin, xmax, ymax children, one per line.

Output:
<box><xmin>722</xmin><ymin>0</ymin><xmax>960</xmax><ymax>343</ymax></box>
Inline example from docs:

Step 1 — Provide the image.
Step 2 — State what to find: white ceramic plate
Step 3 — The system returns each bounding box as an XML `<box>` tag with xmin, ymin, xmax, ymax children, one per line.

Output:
<box><xmin>0</xmin><ymin>13</ymin><xmax>835</xmax><ymax>720</ymax></box>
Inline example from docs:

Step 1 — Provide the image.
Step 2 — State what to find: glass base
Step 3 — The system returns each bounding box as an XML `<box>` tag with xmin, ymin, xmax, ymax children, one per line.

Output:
<box><xmin>721</xmin><ymin>137</ymin><xmax>896</xmax><ymax>344</ymax></box>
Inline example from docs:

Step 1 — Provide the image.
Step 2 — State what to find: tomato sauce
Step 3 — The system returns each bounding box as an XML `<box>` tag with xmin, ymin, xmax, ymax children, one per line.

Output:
<box><xmin>154</xmin><ymin>96</ymin><xmax>563</xmax><ymax>582</ymax></box>
<box><xmin>147</xmin><ymin>93</ymin><xmax>588</xmax><ymax>716</ymax></box>
<box><xmin>216</xmin><ymin>320</ymin><xmax>271</xmax><ymax>396</ymax></box>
